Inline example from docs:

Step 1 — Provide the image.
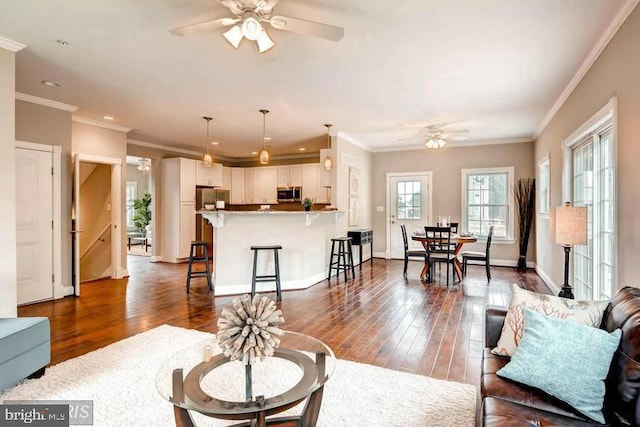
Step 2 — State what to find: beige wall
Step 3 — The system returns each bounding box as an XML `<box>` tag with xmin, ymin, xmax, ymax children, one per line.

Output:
<box><xmin>73</xmin><ymin>122</ymin><xmax>128</xmax><ymax>272</ymax></box>
<box><xmin>336</xmin><ymin>136</ymin><xmax>373</xmax><ymax>231</ymax></box>
<box><xmin>0</xmin><ymin>48</ymin><xmax>17</xmax><ymax>317</ymax></box>
<box><xmin>15</xmin><ymin>100</ymin><xmax>73</xmax><ymax>289</ymax></box>
<box><xmin>371</xmin><ymin>142</ymin><xmax>536</xmax><ymax>263</ymax></box>
<box><xmin>535</xmin><ymin>4</ymin><xmax>640</xmax><ymax>291</ymax></box>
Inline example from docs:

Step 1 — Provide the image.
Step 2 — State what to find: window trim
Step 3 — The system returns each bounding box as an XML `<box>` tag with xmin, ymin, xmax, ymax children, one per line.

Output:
<box><xmin>537</xmin><ymin>155</ymin><xmax>550</xmax><ymax>217</ymax></box>
<box><xmin>126</xmin><ymin>181</ymin><xmax>138</xmax><ymax>229</ymax></box>
<box><xmin>461</xmin><ymin>166</ymin><xmax>515</xmax><ymax>244</ymax></box>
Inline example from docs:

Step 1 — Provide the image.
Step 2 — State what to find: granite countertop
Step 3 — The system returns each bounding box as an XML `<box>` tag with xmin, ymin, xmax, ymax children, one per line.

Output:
<box><xmin>199</xmin><ymin>209</ymin><xmax>341</xmax><ymax>215</ymax></box>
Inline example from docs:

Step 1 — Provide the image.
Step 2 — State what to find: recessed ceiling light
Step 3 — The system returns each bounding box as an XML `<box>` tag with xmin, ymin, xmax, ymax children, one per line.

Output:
<box><xmin>103</xmin><ymin>115</ymin><xmax>115</xmax><ymax>121</ymax></box>
<box><xmin>211</xmin><ymin>141</ymin><xmax>219</xmax><ymax>145</ymax></box>
<box><xmin>298</xmin><ymin>147</ymin><xmax>306</xmax><ymax>151</ymax></box>
<box><xmin>41</xmin><ymin>80</ymin><xmax>61</xmax><ymax>87</ymax></box>
<box><xmin>264</xmin><ymin>137</ymin><xmax>272</xmax><ymax>141</ymax></box>
<box><xmin>56</xmin><ymin>39</ymin><xmax>69</xmax><ymax>46</ymax></box>
<box><xmin>251</xmin><ymin>151</ymin><xmax>258</xmax><ymax>155</ymax></box>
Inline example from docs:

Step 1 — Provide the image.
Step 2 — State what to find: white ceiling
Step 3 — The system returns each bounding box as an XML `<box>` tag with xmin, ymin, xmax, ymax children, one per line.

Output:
<box><xmin>0</xmin><ymin>0</ymin><xmax>628</xmax><ymax>159</ymax></box>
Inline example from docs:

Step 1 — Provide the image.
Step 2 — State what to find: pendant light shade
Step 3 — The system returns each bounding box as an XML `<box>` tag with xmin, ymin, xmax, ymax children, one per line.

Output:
<box><xmin>323</xmin><ymin>123</ymin><xmax>333</xmax><ymax>171</ymax></box>
<box><xmin>259</xmin><ymin>109</ymin><xmax>270</xmax><ymax>165</ymax></box>
<box><xmin>202</xmin><ymin>116</ymin><xmax>213</xmax><ymax>167</ymax></box>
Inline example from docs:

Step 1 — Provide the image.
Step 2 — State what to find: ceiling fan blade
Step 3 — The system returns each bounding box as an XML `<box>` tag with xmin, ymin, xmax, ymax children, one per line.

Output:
<box><xmin>169</xmin><ymin>17</ymin><xmax>239</xmax><ymax>36</ymax></box>
<box><xmin>269</xmin><ymin>15</ymin><xmax>344</xmax><ymax>41</ymax></box>
<box><xmin>216</xmin><ymin>0</ymin><xmax>243</xmax><ymax>15</ymax></box>
<box><xmin>444</xmin><ymin>135</ymin><xmax>469</xmax><ymax>141</ymax></box>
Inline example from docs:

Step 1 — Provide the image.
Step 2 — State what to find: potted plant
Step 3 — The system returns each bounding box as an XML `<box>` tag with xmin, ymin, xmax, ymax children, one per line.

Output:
<box><xmin>302</xmin><ymin>197</ymin><xmax>313</xmax><ymax>211</ymax></box>
<box><xmin>132</xmin><ymin>191</ymin><xmax>152</xmax><ymax>235</ymax></box>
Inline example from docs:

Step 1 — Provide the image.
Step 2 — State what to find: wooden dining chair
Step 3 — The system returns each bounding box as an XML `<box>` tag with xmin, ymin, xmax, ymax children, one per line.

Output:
<box><xmin>400</xmin><ymin>224</ymin><xmax>426</xmax><ymax>277</ymax></box>
<box><xmin>462</xmin><ymin>225</ymin><xmax>494</xmax><ymax>281</ymax></box>
<box><xmin>424</xmin><ymin>226</ymin><xmax>457</xmax><ymax>286</ymax></box>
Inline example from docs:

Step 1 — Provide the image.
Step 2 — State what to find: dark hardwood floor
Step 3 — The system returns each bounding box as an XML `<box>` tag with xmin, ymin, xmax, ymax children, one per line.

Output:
<box><xmin>18</xmin><ymin>256</ymin><xmax>550</xmax><ymax>390</ymax></box>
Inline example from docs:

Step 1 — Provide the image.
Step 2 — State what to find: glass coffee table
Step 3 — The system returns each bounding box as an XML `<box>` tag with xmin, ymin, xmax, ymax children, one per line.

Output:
<box><xmin>156</xmin><ymin>331</ymin><xmax>335</xmax><ymax>427</ymax></box>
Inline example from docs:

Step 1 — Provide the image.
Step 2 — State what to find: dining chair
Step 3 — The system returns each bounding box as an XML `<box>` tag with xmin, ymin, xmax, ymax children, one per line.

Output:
<box><xmin>424</xmin><ymin>226</ymin><xmax>457</xmax><ymax>286</ymax></box>
<box><xmin>462</xmin><ymin>225</ymin><xmax>494</xmax><ymax>281</ymax></box>
<box><xmin>400</xmin><ymin>224</ymin><xmax>426</xmax><ymax>277</ymax></box>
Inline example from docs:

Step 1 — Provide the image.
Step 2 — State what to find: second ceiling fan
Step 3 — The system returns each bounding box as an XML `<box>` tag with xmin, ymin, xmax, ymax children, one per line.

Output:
<box><xmin>170</xmin><ymin>0</ymin><xmax>345</xmax><ymax>53</ymax></box>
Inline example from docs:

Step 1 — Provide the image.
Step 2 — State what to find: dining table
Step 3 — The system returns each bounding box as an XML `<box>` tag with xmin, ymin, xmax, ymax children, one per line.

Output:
<box><xmin>411</xmin><ymin>232</ymin><xmax>478</xmax><ymax>283</ymax></box>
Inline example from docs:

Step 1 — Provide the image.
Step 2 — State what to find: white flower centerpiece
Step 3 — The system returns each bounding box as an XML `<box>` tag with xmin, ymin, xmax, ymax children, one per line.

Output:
<box><xmin>216</xmin><ymin>294</ymin><xmax>285</xmax><ymax>365</ymax></box>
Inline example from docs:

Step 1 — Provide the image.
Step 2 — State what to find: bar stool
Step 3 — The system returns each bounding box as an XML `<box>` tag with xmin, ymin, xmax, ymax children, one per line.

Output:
<box><xmin>186</xmin><ymin>241</ymin><xmax>213</xmax><ymax>293</ymax></box>
<box><xmin>328</xmin><ymin>237</ymin><xmax>355</xmax><ymax>281</ymax></box>
<box><xmin>251</xmin><ymin>245</ymin><xmax>282</xmax><ymax>301</ymax></box>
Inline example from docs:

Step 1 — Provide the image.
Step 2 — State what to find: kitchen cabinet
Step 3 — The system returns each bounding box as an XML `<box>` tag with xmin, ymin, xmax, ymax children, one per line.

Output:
<box><xmin>161</xmin><ymin>157</ymin><xmax>196</xmax><ymax>262</ymax></box>
<box><xmin>244</xmin><ymin>168</ymin><xmax>255</xmax><ymax>204</ymax></box>
<box><xmin>301</xmin><ymin>164</ymin><xmax>318</xmax><ymax>202</ymax></box>
<box><xmin>253</xmin><ymin>166</ymin><xmax>278</xmax><ymax>204</ymax></box>
<box><xmin>230</xmin><ymin>168</ymin><xmax>245</xmax><ymax>204</ymax></box>
<box><xmin>277</xmin><ymin>165</ymin><xmax>302</xmax><ymax>188</ymax></box>
<box><xmin>195</xmin><ymin>162</ymin><xmax>223</xmax><ymax>187</ymax></box>
<box><xmin>221</xmin><ymin>166</ymin><xmax>232</xmax><ymax>190</ymax></box>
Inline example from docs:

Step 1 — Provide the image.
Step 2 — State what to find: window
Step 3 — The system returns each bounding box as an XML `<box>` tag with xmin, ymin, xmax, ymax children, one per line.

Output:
<box><xmin>538</xmin><ymin>157</ymin><xmax>550</xmax><ymax>215</ymax></box>
<box><xmin>126</xmin><ymin>181</ymin><xmax>137</xmax><ymax>228</ymax></box>
<box><xmin>396</xmin><ymin>180</ymin><xmax>422</xmax><ymax>220</ymax></box>
<box><xmin>461</xmin><ymin>167</ymin><xmax>515</xmax><ymax>241</ymax></box>
<box><xmin>563</xmin><ymin>97</ymin><xmax>616</xmax><ymax>301</ymax></box>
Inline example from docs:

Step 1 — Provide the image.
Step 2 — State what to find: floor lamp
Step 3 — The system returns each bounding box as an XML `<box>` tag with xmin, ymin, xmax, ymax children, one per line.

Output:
<box><xmin>552</xmin><ymin>202</ymin><xmax>587</xmax><ymax>299</ymax></box>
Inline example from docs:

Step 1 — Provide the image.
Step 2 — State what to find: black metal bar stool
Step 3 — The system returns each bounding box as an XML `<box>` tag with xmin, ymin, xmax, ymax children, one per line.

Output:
<box><xmin>251</xmin><ymin>245</ymin><xmax>282</xmax><ymax>301</ymax></box>
<box><xmin>186</xmin><ymin>241</ymin><xmax>213</xmax><ymax>293</ymax></box>
<box><xmin>327</xmin><ymin>237</ymin><xmax>355</xmax><ymax>281</ymax></box>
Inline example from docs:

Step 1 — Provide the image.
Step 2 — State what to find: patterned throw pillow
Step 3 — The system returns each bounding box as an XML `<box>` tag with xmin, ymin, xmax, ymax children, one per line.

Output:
<box><xmin>491</xmin><ymin>284</ymin><xmax>609</xmax><ymax>357</ymax></box>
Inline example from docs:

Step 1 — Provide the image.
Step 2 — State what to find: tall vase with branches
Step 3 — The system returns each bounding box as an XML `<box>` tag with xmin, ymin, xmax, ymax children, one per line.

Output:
<box><xmin>514</xmin><ymin>178</ymin><xmax>535</xmax><ymax>271</ymax></box>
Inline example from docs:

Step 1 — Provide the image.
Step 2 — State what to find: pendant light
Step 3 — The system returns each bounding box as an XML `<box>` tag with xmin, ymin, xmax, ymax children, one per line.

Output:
<box><xmin>258</xmin><ymin>109</ymin><xmax>270</xmax><ymax>165</ymax></box>
<box><xmin>323</xmin><ymin>123</ymin><xmax>333</xmax><ymax>171</ymax></box>
<box><xmin>202</xmin><ymin>116</ymin><xmax>213</xmax><ymax>167</ymax></box>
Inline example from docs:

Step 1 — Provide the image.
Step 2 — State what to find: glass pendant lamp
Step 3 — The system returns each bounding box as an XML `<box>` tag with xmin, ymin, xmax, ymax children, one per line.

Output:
<box><xmin>323</xmin><ymin>123</ymin><xmax>333</xmax><ymax>171</ymax></box>
<box><xmin>202</xmin><ymin>116</ymin><xmax>213</xmax><ymax>167</ymax></box>
<box><xmin>259</xmin><ymin>109</ymin><xmax>270</xmax><ymax>165</ymax></box>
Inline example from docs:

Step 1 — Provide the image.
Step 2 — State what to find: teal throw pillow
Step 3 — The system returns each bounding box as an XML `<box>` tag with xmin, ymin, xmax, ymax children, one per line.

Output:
<box><xmin>497</xmin><ymin>308</ymin><xmax>621</xmax><ymax>424</ymax></box>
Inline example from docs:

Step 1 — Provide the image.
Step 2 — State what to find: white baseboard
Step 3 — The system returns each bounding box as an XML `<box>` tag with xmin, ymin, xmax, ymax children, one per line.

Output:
<box><xmin>213</xmin><ymin>272</ymin><xmax>327</xmax><ymax>297</ymax></box>
<box><xmin>534</xmin><ymin>263</ymin><xmax>560</xmax><ymax>294</ymax></box>
<box><xmin>373</xmin><ymin>251</ymin><xmax>387</xmax><ymax>259</ymax></box>
<box><xmin>115</xmin><ymin>268</ymin><xmax>128</xmax><ymax>278</ymax></box>
<box><xmin>62</xmin><ymin>285</ymin><xmax>74</xmax><ymax>297</ymax></box>
<box><xmin>150</xmin><ymin>256</ymin><xmax>163</xmax><ymax>263</ymax></box>
<box><xmin>461</xmin><ymin>258</ymin><xmax>535</xmax><ymax>268</ymax></box>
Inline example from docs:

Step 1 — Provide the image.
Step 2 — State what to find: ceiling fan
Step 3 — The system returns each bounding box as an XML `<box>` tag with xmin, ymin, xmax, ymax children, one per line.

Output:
<box><xmin>399</xmin><ymin>124</ymin><xmax>470</xmax><ymax>149</ymax></box>
<box><xmin>170</xmin><ymin>0</ymin><xmax>345</xmax><ymax>53</ymax></box>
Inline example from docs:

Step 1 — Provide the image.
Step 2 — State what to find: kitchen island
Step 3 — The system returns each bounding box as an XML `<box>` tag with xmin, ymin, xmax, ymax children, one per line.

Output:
<box><xmin>200</xmin><ymin>210</ymin><xmax>345</xmax><ymax>296</ymax></box>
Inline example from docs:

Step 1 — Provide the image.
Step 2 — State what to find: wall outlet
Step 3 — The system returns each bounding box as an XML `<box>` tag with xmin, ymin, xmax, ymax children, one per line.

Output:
<box><xmin>376</xmin><ymin>205</ymin><xmax>384</xmax><ymax>212</ymax></box>
<box><xmin>268</xmin><ymin>262</ymin><xmax>275</xmax><ymax>272</ymax></box>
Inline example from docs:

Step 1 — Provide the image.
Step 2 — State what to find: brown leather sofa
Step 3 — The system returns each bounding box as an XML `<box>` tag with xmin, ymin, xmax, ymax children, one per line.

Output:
<box><xmin>481</xmin><ymin>286</ymin><xmax>640</xmax><ymax>426</ymax></box>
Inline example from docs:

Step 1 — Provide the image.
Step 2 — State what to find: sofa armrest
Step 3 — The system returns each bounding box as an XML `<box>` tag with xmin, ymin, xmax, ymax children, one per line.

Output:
<box><xmin>485</xmin><ymin>306</ymin><xmax>508</xmax><ymax>348</ymax></box>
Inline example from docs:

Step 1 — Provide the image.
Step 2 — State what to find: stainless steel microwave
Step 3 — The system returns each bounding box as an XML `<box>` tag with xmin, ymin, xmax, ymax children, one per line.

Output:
<box><xmin>277</xmin><ymin>187</ymin><xmax>301</xmax><ymax>202</ymax></box>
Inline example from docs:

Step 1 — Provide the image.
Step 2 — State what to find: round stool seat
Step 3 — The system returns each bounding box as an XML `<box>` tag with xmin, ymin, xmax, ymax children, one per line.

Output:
<box><xmin>330</xmin><ymin>237</ymin><xmax>352</xmax><ymax>242</ymax></box>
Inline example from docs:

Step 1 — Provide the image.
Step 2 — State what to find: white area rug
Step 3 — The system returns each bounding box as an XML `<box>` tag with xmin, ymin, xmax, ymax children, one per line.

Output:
<box><xmin>0</xmin><ymin>325</ymin><xmax>476</xmax><ymax>426</ymax></box>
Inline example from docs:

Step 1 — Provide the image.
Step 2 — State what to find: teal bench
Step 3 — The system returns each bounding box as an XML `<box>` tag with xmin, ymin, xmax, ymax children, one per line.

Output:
<box><xmin>0</xmin><ymin>317</ymin><xmax>50</xmax><ymax>391</ymax></box>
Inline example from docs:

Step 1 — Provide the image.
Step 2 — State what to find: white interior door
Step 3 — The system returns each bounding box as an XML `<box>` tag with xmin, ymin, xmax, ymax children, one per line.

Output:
<box><xmin>16</xmin><ymin>148</ymin><xmax>53</xmax><ymax>304</ymax></box>
<box><xmin>388</xmin><ymin>173</ymin><xmax>432</xmax><ymax>259</ymax></box>
<box><xmin>73</xmin><ymin>154</ymin><xmax>81</xmax><ymax>296</ymax></box>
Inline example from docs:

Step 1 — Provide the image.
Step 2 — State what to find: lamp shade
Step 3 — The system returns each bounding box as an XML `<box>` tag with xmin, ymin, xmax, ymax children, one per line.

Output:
<box><xmin>551</xmin><ymin>202</ymin><xmax>587</xmax><ymax>246</ymax></box>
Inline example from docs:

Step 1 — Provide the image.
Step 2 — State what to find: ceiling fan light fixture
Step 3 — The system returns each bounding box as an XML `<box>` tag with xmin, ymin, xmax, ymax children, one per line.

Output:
<box><xmin>256</xmin><ymin>30</ymin><xmax>275</xmax><ymax>53</ymax></box>
<box><xmin>242</xmin><ymin>16</ymin><xmax>262</xmax><ymax>41</ymax></box>
<box><xmin>223</xmin><ymin>25</ymin><xmax>243</xmax><ymax>48</ymax></box>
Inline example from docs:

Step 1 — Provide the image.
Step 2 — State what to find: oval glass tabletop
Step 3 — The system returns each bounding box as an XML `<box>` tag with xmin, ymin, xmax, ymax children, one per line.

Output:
<box><xmin>155</xmin><ymin>331</ymin><xmax>335</xmax><ymax>416</ymax></box>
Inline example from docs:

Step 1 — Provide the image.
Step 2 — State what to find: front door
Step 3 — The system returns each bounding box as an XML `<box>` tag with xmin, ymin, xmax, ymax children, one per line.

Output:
<box><xmin>388</xmin><ymin>173</ymin><xmax>432</xmax><ymax>259</ymax></box>
<box><xmin>16</xmin><ymin>148</ymin><xmax>53</xmax><ymax>304</ymax></box>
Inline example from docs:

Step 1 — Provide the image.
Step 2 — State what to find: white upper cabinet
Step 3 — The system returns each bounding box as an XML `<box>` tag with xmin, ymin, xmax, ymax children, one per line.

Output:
<box><xmin>254</xmin><ymin>166</ymin><xmax>278</xmax><ymax>204</ymax></box>
<box><xmin>195</xmin><ymin>162</ymin><xmax>223</xmax><ymax>187</ymax></box>
<box><xmin>178</xmin><ymin>158</ymin><xmax>196</xmax><ymax>202</ymax></box>
<box><xmin>244</xmin><ymin>168</ymin><xmax>255</xmax><ymax>204</ymax></box>
<box><xmin>301</xmin><ymin>164</ymin><xmax>318</xmax><ymax>202</ymax></box>
<box><xmin>231</xmin><ymin>168</ymin><xmax>245</xmax><ymax>204</ymax></box>
<box><xmin>221</xmin><ymin>166</ymin><xmax>232</xmax><ymax>190</ymax></box>
<box><xmin>277</xmin><ymin>165</ymin><xmax>302</xmax><ymax>187</ymax></box>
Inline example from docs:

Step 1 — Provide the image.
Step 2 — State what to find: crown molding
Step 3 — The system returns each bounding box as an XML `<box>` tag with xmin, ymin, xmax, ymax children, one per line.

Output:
<box><xmin>370</xmin><ymin>137</ymin><xmax>533</xmax><ymax>153</ymax></box>
<box><xmin>0</xmin><ymin>36</ymin><xmax>26</xmax><ymax>52</ymax></box>
<box><xmin>127</xmin><ymin>139</ymin><xmax>234</xmax><ymax>162</ymax></box>
<box><xmin>15</xmin><ymin>92</ymin><xmax>78</xmax><ymax>112</ymax></box>
<box><xmin>535</xmin><ymin>0</ymin><xmax>640</xmax><ymax>138</ymax></box>
<box><xmin>72</xmin><ymin>116</ymin><xmax>131</xmax><ymax>132</ymax></box>
<box><xmin>232</xmin><ymin>153</ymin><xmax>319</xmax><ymax>163</ymax></box>
<box><xmin>336</xmin><ymin>131</ymin><xmax>372</xmax><ymax>152</ymax></box>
